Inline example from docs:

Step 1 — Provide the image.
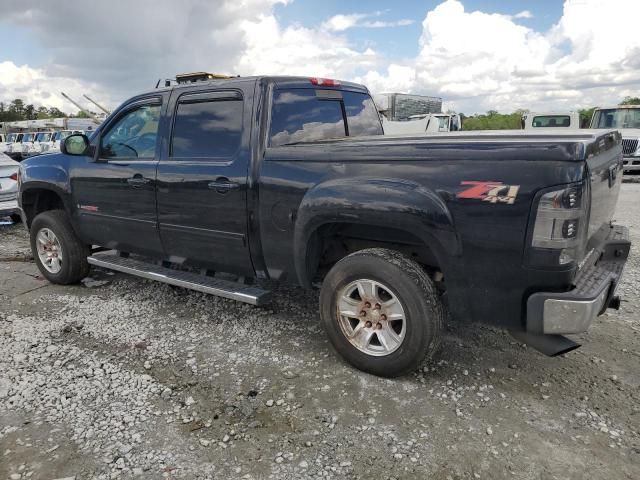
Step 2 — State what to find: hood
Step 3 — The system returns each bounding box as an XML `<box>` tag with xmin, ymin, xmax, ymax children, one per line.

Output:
<box><xmin>613</xmin><ymin>128</ymin><xmax>640</xmax><ymax>138</ymax></box>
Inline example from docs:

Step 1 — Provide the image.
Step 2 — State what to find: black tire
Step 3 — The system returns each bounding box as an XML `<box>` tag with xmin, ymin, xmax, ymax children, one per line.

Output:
<box><xmin>30</xmin><ymin>210</ymin><xmax>90</xmax><ymax>284</ymax></box>
<box><xmin>320</xmin><ymin>248</ymin><xmax>444</xmax><ymax>378</ymax></box>
<box><xmin>10</xmin><ymin>213</ymin><xmax>22</xmax><ymax>224</ymax></box>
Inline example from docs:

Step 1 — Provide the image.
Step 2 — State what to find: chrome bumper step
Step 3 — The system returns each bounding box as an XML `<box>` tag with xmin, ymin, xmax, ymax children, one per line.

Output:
<box><xmin>87</xmin><ymin>254</ymin><xmax>271</xmax><ymax>306</ymax></box>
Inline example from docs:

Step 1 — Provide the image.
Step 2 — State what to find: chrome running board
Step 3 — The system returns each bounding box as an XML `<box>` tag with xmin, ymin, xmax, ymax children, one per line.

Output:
<box><xmin>87</xmin><ymin>254</ymin><xmax>271</xmax><ymax>306</ymax></box>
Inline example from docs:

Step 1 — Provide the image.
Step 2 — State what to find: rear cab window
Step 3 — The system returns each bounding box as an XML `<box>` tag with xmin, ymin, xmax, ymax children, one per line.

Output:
<box><xmin>269</xmin><ymin>87</ymin><xmax>382</xmax><ymax>147</ymax></box>
<box><xmin>532</xmin><ymin>115</ymin><xmax>571</xmax><ymax>127</ymax></box>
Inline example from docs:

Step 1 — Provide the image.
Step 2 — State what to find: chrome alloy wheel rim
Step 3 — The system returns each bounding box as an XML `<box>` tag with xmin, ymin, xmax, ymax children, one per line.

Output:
<box><xmin>36</xmin><ymin>227</ymin><xmax>63</xmax><ymax>274</ymax></box>
<box><xmin>336</xmin><ymin>279</ymin><xmax>407</xmax><ymax>356</ymax></box>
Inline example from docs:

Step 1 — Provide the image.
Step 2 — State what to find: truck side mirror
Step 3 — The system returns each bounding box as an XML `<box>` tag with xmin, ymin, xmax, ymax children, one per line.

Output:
<box><xmin>62</xmin><ymin>134</ymin><xmax>90</xmax><ymax>156</ymax></box>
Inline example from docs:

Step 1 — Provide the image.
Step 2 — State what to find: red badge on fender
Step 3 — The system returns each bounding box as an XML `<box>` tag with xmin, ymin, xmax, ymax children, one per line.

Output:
<box><xmin>457</xmin><ymin>181</ymin><xmax>520</xmax><ymax>205</ymax></box>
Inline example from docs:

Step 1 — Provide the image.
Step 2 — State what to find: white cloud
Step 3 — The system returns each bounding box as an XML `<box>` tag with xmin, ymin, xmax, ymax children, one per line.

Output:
<box><xmin>2</xmin><ymin>0</ymin><xmax>640</xmax><ymax>115</ymax></box>
<box><xmin>514</xmin><ymin>10</ymin><xmax>533</xmax><ymax>19</ymax></box>
<box><xmin>321</xmin><ymin>13</ymin><xmax>369</xmax><ymax>32</ymax></box>
<box><xmin>237</xmin><ymin>14</ymin><xmax>380</xmax><ymax>78</ymax></box>
<box><xmin>321</xmin><ymin>12</ymin><xmax>414</xmax><ymax>32</ymax></box>
<box><xmin>359</xmin><ymin>0</ymin><xmax>640</xmax><ymax>113</ymax></box>
<box><xmin>0</xmin><ymin>0</ymin><xmax>288</xmax><ymax>110</ymax></box>
<box><xmin>0</xmin><ymin>61</ymin><xmax>109</xmax><ymax>113</ymax></box>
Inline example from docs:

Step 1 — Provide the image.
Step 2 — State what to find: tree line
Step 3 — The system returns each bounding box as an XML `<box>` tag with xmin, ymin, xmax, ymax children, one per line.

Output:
<box><xmin>0</xmin><ymin>98</ymin><xmax>95</xmax><ymax>122</ymax></box>
<box><xmin>461</xmin><ymin>96</ymin><xmax>640</xmax><ymax>130</ymax></box>
<box><xmin>3</xmin><ymin>94</ymin><xmax>639</xmax><ymax>129</ymax></box>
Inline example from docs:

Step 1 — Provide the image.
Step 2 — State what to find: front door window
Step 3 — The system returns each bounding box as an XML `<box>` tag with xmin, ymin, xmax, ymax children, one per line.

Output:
<box><xmin>101</xmin><ymin>105</ymin><xmax>160</xmax><ymax>159</ymax></box>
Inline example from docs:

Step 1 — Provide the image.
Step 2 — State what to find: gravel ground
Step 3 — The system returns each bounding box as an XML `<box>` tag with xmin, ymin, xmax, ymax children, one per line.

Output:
<box><xmin>1</xmin><ymin>184</ymin><xmax>639</xmax><ymax>480</ymax></box>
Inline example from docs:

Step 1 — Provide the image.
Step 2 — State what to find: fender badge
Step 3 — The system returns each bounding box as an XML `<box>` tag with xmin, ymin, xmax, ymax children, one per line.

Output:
<box><xmin>457</xmin><ymin>181</ymin><xmax>520</xmax><ymax>205</ymax></box>
<box><xmin>78</xmin><ymin>204</ymin><xmax>99</xmax><ymax>212</ymax></box>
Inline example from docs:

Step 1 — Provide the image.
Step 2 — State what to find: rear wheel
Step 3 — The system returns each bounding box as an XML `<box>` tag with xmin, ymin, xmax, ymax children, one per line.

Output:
<box><xmin>320</xmin><ymin>248</ymin><xmax>444</xmax><ymax>377</ymax></box>
<box><xmin>30</xmin><ymin>210</ymin><xmax>90</xmax><ymax>284</ymax></box>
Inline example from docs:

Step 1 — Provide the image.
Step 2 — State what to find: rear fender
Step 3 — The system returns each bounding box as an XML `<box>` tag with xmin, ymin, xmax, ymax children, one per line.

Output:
<box><xmin>293</xmin><ymin>177</ymin><xmax>460</xmax><ymax>286</ymax></box>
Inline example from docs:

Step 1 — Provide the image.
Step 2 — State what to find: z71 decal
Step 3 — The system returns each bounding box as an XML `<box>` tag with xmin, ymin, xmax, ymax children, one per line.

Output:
<box><xmin>457</xmin><ymin>181</ymin><xmax>520</xmax><ymax>205</ymax></box>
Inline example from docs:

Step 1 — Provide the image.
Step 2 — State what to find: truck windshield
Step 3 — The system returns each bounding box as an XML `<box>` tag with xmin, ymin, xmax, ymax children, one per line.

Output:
<box><xmin>35</xmin><ymin>133</ymin><xmax>50</xmax><ymax>141</ymax></box>
<box><xmin>7</xmin><ymin>134</ymin><xmax>16</xmax><ymax>142</ymax></box>
<box><xmin>591</xmin><ymin>108</ymin><xmax>640</xmax><ymax>129</ymax></box>
<box><xmin>23</xmin><ymin>133</ymin><xmax>34</xmax><ymax>142</ymax></box>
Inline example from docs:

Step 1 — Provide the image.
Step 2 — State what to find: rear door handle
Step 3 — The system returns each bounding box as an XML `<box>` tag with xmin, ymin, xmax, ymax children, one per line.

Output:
<box><xmin>208</xmin><ymin>178</ymin><xmax>240</xmax><ymax>193</ymax></box>
<box><xmin>127</xmin><ymin>175</ymin><xmax>151</xmax><ymax>187</ymax></box>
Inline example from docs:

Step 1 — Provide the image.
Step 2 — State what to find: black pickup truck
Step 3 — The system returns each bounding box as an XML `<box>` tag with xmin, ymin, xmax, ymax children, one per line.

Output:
<box><xmin>18</xmin><ymin>76</ymin><xmax>630</xmax><ymax>377</ymax></box>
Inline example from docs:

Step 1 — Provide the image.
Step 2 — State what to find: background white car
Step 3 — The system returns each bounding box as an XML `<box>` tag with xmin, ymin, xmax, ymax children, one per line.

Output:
<box><xmin>0</xmin><ymin>152</ymin><xmax>20</xmax><ymax>223</ymax></box>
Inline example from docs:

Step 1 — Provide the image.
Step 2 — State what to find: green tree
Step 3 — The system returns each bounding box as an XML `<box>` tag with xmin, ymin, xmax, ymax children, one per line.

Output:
<box><xmin>462</xmin><ymin>112</ymin><xmax>522</xmax><ymax>130</ymax></box>
<box><xmin>24</xmin><ymin>104</ymin><xmax>36</xmax><ymax>120</ymax></box>
<box><xmin>620</xmin><ymin>96</ymin><xmax>640</xmax><ymax>105</ymax></box>
<box><xmin>579</xmin><ymin>107</ymin><xmax>596</xmax><ymax>128</ymax></box>
<box><xmin>48</xmin><ymin>107</ymin><xmax>67</xmax><ymax>118</ymax></box>
<box><xmin>9</xmin><ymin>99</ymin><xmax>25</xmax><ymax>116</ymax></box>
<box><xmin>73</xmin><ymin>110</ymin><xmax>92</xmax><ymax>118</ymax></box>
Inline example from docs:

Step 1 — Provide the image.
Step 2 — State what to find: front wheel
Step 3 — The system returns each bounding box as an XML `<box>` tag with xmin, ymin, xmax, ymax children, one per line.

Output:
<box><xmin>320</xmin><ymin>248</ymin><xmax>444</xmax><ymax>377</ymax></box>
<box><xmin>30</xmin><ymin>210</ymin><xmax>90</xmax><ymax>284</ymax></box>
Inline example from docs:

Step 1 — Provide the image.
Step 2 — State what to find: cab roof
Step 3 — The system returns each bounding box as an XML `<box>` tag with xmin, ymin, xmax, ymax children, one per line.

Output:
<box><xmin>150</xmin><ymin>75</ymin><xmax>370</xmax><ymax>95</ymax></box>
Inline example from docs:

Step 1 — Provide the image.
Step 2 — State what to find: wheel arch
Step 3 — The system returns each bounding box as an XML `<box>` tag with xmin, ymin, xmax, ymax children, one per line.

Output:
<box><xmin>293</xmin><ymin>177</ymin><xmax>461</xmax><ymax>287</ymax></box>
<box><xmin>20</xmin><ymin>183</ymin><xmax>72</xmax><ymax>228</ymax></box>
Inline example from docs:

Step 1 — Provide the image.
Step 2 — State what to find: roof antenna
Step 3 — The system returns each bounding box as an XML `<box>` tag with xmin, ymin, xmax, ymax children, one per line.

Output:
<box><xmin>155</xmin><ymin>79</ymin><xmax>161</xmax><ymax>89</ymax></box>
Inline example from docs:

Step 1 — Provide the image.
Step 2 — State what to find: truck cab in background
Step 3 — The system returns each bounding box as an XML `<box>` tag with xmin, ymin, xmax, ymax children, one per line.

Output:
<box><xmin>522</xmin><ymin>112</ymin><xmax>580</xmax><ymax>130</ymax></box>
<box><xmin>6</xmin><ymin>132</ymin><xmax>25</xmax><ymax>161</ymax></box>
<box><xmin>590</xmin><ymin>106</ymin><xmax>640</xmax><ymax>173</ymax></box>
<box><xmin>25</xmin><ymin>131</ymin><xmax>54</xmax><ymax>157</ymax></box>
<box><xmin>44</xmin><ymin>130</ymin><xmax>82</xmax><ymax>154</ymax></box>
<box><xmin>382</xmin><ymin>113</ymin><xmax>461</xmax><ymax>135</ymax></box>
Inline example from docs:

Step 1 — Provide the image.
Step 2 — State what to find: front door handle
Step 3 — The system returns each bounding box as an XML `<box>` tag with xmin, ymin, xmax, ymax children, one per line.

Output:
<box><xmin>127</xmin><ymin>175</ymin><xmax>151</xmax><ymax>187</ymax></box>
<box><xmin>208</xmin><ymin>178</ymin><xmax>240</xmax><ymax>193</ymax></box>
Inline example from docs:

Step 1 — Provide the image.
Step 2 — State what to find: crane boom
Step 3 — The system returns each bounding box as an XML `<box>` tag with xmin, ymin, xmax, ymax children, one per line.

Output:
<box><xmin>83</xmin><ymin>94</ymin><xmax>111</xmax><ymax>115</ymax></box>
<box><xmin>60</xmin><ymin>92</ymin><xmax>100</xmax><ymax>123</ymax></box>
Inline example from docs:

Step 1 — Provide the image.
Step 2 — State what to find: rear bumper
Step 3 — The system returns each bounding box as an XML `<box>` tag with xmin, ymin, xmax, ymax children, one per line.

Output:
<box><xmin>0</xmin><ymin>198</ymin><xmax>20</xmax><ymax>217</ymax></box>
<box><xmin>526</xmin><ymin>225</ymin><xmax>630</xmax><ymax>335</ymax></box>
<box><xmin>622</xmin><ymin>156</ymin><xmax>640</xmax><ymax>172</ymax></box>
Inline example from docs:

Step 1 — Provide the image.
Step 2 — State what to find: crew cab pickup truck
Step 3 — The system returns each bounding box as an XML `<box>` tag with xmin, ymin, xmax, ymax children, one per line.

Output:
<box><xmin>17</xmin><ymin>76</ymin><xmax>631</xmax><ymax>377</ymax></box>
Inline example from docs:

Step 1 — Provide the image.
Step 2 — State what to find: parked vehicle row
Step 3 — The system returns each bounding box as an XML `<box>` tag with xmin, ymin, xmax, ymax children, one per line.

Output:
<box><xmin>1</xmin><ymin>129</ymin><xmax>88</xmax><ymax>161</ymax></box>
<box><xmin>0</xmin><ymin>152</ymin><xmax>20</xmax><ymax>222</ymax></box>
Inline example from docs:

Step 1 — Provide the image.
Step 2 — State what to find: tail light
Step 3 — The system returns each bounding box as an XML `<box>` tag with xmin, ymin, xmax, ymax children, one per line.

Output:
<box><xmin>529</xmin><ymin>184</ymin><xmax>588</xmax><ymax>266</ymax></box>
<box><xmin>9</xmin><ymin>173</ymin><xmax>18</xmax><ymax>181</ymax></box>
<box><xmin>310</xmin><ymin>77</ymin><xmax>341</xmax><ymax>87</ymax></box>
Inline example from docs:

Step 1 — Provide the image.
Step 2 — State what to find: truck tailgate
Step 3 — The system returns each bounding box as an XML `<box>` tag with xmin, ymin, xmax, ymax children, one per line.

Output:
<box><xmin>585</xmin><ymin>131</ymin><xmax>623</xmax><ymax>245</ymax></box>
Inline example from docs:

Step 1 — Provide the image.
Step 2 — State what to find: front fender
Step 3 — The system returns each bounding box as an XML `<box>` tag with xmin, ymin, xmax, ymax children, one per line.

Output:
<box><xmin>293</xmin><ymin>177</ymin><xmax>460</xmax><ymax>286</ymax></box>
<box><xmin>19</xmin><ymin>156</ymin><xmax>73</xmax><ymax>214</ymax></box>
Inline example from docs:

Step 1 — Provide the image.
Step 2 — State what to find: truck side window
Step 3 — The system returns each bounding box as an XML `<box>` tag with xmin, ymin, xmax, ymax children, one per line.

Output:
<box><xmin>170</xmin><ymin>98</ymin><xmax>242</xmax><ymax>158</ymax></box>
<box><xmin>270</xmin><ymin>89</ymin><xmax>346</xmax><ymax>147</ymax></box>
<box><xmin>101</xmin><ymin>104</ymin><xmax>160</xmax><ymax>159</ymax></box>
<box><xmin>342</xmin><ymin>91</ymin><xmax>383</xmax><ymax>137</ymax></box>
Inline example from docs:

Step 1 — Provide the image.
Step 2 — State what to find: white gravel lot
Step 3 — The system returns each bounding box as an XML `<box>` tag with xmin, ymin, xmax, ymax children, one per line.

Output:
<box><xmin>0</xmin><ymin>184</ymin><xmax>639</xmax><ymax>480</ymax></box>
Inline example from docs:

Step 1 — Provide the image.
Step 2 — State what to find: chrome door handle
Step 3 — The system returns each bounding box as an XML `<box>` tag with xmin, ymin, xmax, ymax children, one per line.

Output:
<box><xmin>127</xmin><ymin>176</ymin><xmax>150</xmax><ymax>187</ymax></box>
<box><xmin>208</xmin><ymin>178</ymin><xmax>240</xmax><ymax>193</ymax></box>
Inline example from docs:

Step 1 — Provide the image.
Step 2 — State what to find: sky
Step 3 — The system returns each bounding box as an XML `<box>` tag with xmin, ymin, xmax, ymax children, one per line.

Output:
<box><xmin>0</xmin><ymin>0</ymin><xmax>639</xmax><ymax>115</ymax></box>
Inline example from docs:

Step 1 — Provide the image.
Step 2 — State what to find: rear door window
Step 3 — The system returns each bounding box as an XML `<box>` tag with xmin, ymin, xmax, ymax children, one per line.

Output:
<box><xmin>171</xmin><ymin>95</ymin><xmax>243</xmax><ymax>159</ymax></box>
